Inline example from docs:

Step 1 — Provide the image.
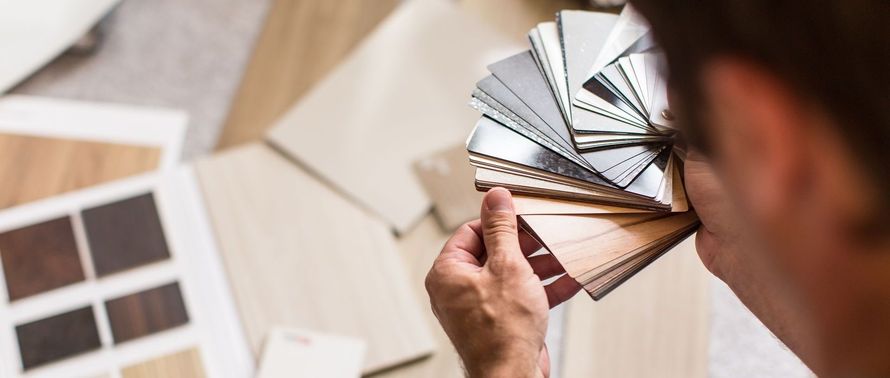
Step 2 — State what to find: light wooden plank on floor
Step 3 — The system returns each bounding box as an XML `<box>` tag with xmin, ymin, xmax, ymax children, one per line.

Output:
<box><xmin>371</xmin><ymin>215</ymin><xmax>464</xmax><ymax>378</ymax></box>
<box><xmin>195</xmin><ymin>143</ymin><xmax>435</xmax><ymax>374</ymax></box>
<box><xmin>215</xmin><ymin>0</ymin><xmax>400</xmax><ymax>150</ymax></box>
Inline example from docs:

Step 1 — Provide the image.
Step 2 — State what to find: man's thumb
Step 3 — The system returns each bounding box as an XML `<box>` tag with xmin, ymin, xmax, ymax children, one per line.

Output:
<box><xmin>480</xmin><ymin>188</ymin><xmax>522</xmax><ymax>267</ymax></box>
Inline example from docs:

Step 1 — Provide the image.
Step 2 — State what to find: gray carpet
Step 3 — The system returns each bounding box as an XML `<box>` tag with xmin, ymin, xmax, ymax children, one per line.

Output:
<box><xmin>11</xmin><ymin>0</ymin><xmax>270</xmax><ymax>160</ymax></box>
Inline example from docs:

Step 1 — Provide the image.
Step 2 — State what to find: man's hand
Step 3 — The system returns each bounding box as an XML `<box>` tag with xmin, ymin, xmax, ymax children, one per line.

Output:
<box><xmin>425</xmin><ymin>188</ymin><xmax>581</xmax><ymax>378</ymax></box>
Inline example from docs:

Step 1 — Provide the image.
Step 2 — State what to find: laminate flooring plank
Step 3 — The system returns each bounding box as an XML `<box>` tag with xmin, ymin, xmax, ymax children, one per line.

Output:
<box><xmin>121</xmin><ymin>348</ymin><xmax>205</xmax><ymax>378</ymax></box>
<box><xmin>0</xmin><ymin>216</ymin><xmax>85</xmax><ymax>301</ymax></box>
<box><xmin>195</xmin><ymin>143</ymin><xmax>434</xmax><ymax>374</ymax></box>
<box><xmin>215</xmin><ymin>0</ymin><xmax>400</xmax><ymax>149</ymax></box>
<box><xmin>104</xmin><ymin>282</ymin><xmax>189</xmax><ymax>344</ymax></box>
<box><xmin>561</xmin><ymin>237</ymin><xmax>710</xmax><ymax>378</ymax></box>
<box><xmin>0</xmin><ymin>134</ymin><xmax>160</xmax><ymax>210</ymax></box>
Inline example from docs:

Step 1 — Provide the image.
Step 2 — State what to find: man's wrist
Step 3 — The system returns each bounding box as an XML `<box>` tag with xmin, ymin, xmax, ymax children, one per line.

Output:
<box><xmin>462</xmin><ymin>346</ymin><xmax>542</xmax><ymax>378</ymax></box>
<box><xmin>467</xmin><ymin>363</ymin><xmax>543</xmax><ymax>378</ymax></box>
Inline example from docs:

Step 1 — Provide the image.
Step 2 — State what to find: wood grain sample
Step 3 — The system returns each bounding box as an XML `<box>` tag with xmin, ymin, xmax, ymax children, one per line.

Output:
<box><xmin>81</xmin><ymin>193</ymin><xmax>170</xmax><ymax>277</ymax></box>
<box><xmin>512</xmin><ymin>195</ymin><xmax>638</xmax><ymax>215</ymax></box>
<box><xmin>0</xmin><ymin>217</ymin><xmax>85</xmax><ymax>301</ymax></box>
<box><xmin>265</xmin><ymin>0</ymin><xmax>520</xmax><ymax>233</ymax></box>
<box><xmin>520</xmin><ymin>212</ymin><xmax>700</xmax><ymax>298</ymax></box>
<box><xmin>105</xmin><ymin>282</ymin><xmax>189</xmax><ymax>344</ymax></box>
<box><xmin>121</xmin><ymin>348</ymin><xmax>205</xmax><ymax>378</ymax></box>
<box><xmin>0</xmin><ymin>134</ymin><xmax>160</xmax><ymax>210</ymax></box>
<box><xmin>195</xmin><ymin>143</ymin><xmax>434</xmax><ymax>374</ymax></box>
<box><xmin>15</xmin><ymin>306</ymin><xmax>102</xmax><ymax>370</ymax></box>
<box><xmin>216</xmin><ymin>0</ymin><xmax>400</xmax><ymax>149</ymax></box>
<box><xmin>560</xmin><ymin>237</ymin><xmax>710</xmax><ymax>378</ymax></box>
<box><xmin>372</xmin><ymin>215</ymin><xmax>463</xmax><ymax>378</ymax></box>
<box><xmin>413</xmin><ymin>145</ymin><xmax>484</xmax><ymax>231</ymax></box>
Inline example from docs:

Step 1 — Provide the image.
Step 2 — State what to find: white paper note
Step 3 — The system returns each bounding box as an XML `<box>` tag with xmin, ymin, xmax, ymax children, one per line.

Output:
<box><xmin>256</xmin><ymin>328</ymin><xmax>366</xmax><ymax>378</ymax></box>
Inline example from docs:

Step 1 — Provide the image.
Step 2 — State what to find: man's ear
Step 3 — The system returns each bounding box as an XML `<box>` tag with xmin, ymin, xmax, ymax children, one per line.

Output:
<box><xmin>700</xmin><ymin>58</ymin><xmax>808</xmax><ymax>221</ymax></box>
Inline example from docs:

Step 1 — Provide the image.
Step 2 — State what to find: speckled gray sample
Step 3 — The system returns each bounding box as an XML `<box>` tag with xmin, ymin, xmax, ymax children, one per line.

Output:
<box><xmin>11</xmin><ymin>0</ymin><xmax>270</xmax><ymax>160</ymax></box>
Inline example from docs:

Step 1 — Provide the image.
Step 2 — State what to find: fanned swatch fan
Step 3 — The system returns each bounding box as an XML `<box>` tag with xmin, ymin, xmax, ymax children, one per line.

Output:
<box><xmin>466</xmin><ymin>6</ymin><xmax>700</xmax><ymax>300</ymax></box>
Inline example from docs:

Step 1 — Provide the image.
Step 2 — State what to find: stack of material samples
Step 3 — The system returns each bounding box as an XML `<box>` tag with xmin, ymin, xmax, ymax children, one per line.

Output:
<box><xmin>466</xmin><ymin>7</ymin><xmax>699</xmax><ymax>299</ymax></box>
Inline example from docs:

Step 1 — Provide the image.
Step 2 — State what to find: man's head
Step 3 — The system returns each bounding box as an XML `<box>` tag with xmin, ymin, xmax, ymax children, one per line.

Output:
<box><xmin>630</xmin><ymin>0</ymin><xmax>890</xmax><ymax>375</ymax></box>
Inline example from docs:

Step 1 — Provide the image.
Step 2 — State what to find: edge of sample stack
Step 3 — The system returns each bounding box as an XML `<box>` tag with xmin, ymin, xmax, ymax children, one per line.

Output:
<box><xmin>465</xmin><ymin>6</ymin><xmax>700</xmax><ymax>300</ymax></box>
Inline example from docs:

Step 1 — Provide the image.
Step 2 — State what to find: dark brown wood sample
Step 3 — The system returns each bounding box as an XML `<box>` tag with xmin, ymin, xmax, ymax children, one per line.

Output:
<box><xmin>0</xmin><ymin>217</ymin><xmax>85</xmax><ymax>301</ymax></box>
<box><xmin>15</xmin><ymin>306</ymin><xmax>102</xmax><ymax>370</ymax></box>
<box><xmin>105</xmin><ymin>282</ymin><xmax>189</xmax><ymax>344</ymax></box>
<box><xmin>82</xmin><ymin>193</ymin><xmax>170</xmax><ymax>276</ymax></box>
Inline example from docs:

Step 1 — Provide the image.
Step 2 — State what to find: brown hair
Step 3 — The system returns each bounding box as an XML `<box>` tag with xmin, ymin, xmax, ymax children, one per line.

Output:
<box><xmin>630</xmin><ymin>0</ymin><xmax>890</xmax><ymax>205</ymax></box>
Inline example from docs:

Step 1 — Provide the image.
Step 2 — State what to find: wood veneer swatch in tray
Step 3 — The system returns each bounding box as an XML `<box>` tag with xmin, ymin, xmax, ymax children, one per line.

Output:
<box><xmin>195</xmin><ymin>143</ymin><xmax>434</xmax><ymax>374</ymax></box>
<box><xmin>105</xmin><ymin>282</ymin><xmax>189</xmax><ymax>344</ymax></box>
<box><xmin>0</xmin><ymin>134</ymin><xmax>160</xmax><ymax>210</ymax></box>
<box><xmin>15</xmin><ymin>306</ymin><xmax>102</xmax><ymax>370</ymax></box>
<box><xmin>0</xmin><ymin>216</ymin><xmax>85</xmax><ymax>301</ymax></box>
<box><xmin>81</xmin><ymin>192</ymin><xmax>171</xmax><ymax>277</ymax></box>
<box><xmin>560</xmin><ymin>237</ymin><xmax>710</xmax><ymax>378</ymax></box>
<box><xmin>121</xmin><ymin>348</ymin><xmax>205</xmax><ymax>378</ymax></box>
<box><xmin>265</xmin><ymin>0</ymin><xmax>520</xmax><ymax>233</ymax></box>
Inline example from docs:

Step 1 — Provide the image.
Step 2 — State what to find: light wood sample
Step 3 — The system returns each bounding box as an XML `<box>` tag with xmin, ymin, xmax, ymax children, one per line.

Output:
<box><xmin>413</xmin><ymin>145</ymin><xmax>484</xmax><ymax>231</ymax></box>
<box><xmin>121</xmin><ymin>348</ymin><xmax>205</xmax><ymax>378</ymax></box>
<box><xmin>216</xmin><ymin>0</ymin><xmax>400</xmax><ymax>149</ymax></box>
<box><xmin>195</xmin><ymin>143</ymin><xmax>434</xmax><ymax>374</ymax></box>
<box><xmin>0</xmin><ymin>134</ymin><xmax>160</xmax><ymax>209</ymax></box>
<box><xmin>520</xmin><ymin>212</ymin><xmax>700</xmax><ymax>297</ymax></box>
<box><xmin>266</xmin><ymin>0</ymin><xmax>520</xmax><ymax>233</ymax></box>
<box><xmin>513</xmin><ymin>195</ymin><xmax>637</xmax><ymax>215</ymax></box>
<box><xmin>561</xmin><ymin>236</ymin><xmax>710</xmax><ymax>378</ymax></box>
<box><xmin>371</xmin><ymin>215</ymin><xmax>464</xmax><ymax>378</ymax></box>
